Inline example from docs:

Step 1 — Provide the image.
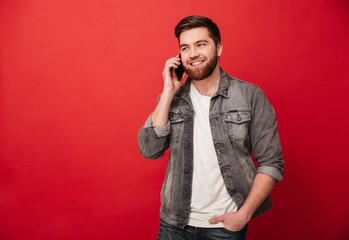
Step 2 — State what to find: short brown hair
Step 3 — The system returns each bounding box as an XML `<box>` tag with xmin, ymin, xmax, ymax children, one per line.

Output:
<box><xmin>174</xmin><ymin>15</ymin><xmax>221</xmax><ymax>45</ymax></box>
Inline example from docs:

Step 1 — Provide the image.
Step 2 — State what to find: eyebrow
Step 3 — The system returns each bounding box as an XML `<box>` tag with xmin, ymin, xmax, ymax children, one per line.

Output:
<box><xmin>180</xmin><ymin>39</ymin><xmax>209</xmax><ymax>48</ymax></box>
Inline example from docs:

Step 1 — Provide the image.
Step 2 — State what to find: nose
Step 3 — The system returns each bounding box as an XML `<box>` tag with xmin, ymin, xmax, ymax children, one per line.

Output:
<box><xmin>189</xmin><ymin>47</ymin><xmax>199</xmax><ymax>59</ymax></box>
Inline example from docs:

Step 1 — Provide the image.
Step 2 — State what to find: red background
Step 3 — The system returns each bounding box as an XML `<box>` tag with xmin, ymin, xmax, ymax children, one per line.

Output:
<box><xmin>1</xmin><ymin>0</ymin><xmax>349</xmax><ymax>239</ymax></box>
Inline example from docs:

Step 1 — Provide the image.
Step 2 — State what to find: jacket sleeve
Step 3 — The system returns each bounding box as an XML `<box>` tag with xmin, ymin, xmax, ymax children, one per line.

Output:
<box><xmin>137</xmin><ymin>114</ymin><xmax>170</xmax><ymax>159</ymax></box>
<box><xmin>249</xmin><ymin>86</ymin><xmax>285</xmax><ymax>182</ymax></box>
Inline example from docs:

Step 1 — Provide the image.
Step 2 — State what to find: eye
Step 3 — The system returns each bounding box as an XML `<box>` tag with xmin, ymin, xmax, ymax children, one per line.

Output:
<box><xmin>198</xmin><ymin>43</ymin><xmax>206</xmax><ymax>47</ymax></box>
<box><xmin>181</xmin><ymin>47</ymin><xmax>189</xmax><ymax>51</ymax></box>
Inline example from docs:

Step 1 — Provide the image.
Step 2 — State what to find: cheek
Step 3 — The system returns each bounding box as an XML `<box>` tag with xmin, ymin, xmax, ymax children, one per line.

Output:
<box><xmin>181</xmin><ymin>56</ymin><xmax>189</xmax><ymax>67</ymax></box>
<box><xmin>207</xmin><ymin>51</ymin><xmax>218</xmax><ymax>61</ymax></box>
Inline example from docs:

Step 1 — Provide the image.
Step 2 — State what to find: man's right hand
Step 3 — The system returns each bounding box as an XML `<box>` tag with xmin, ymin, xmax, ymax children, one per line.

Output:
<box><xmin>151</xmin><ymin>56</ymin><xmax>187</xmax><ymax>127</ymax></box>
<box><xmin>162</xmin><ymin>55</ymin><xmax>187</xmax><ymax>95</ymax></box>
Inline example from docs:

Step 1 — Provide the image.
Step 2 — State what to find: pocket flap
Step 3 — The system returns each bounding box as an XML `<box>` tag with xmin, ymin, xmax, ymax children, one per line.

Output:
<box><xmin>224</xmin><ymin>110</ymin><xmax>251</xmax><ymax>124</ymax></box>
<box><xmin>169</xmin><ymin>112</ymin><xmax>185</xmax><ymax>123</ymax></box>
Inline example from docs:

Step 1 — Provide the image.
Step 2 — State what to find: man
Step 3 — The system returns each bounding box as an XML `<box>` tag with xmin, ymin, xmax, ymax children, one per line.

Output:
<box><xmin>138</xmin><ymin>15</ymin><xmax>284</xmax><ymax>240</ymax></box>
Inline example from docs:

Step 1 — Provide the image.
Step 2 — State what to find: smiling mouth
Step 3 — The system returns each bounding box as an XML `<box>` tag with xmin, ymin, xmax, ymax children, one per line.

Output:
<box><xmin>190</xmin><ymin>60</ymin><xmax>205</xmax><ymax>66</ymax></box>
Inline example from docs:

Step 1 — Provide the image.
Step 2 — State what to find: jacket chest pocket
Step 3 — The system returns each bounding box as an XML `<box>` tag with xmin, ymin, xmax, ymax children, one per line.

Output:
<box><xmin>224</xmin><ymin>110</ymin><xmax>251</xmax><ymax>140</ymax></box>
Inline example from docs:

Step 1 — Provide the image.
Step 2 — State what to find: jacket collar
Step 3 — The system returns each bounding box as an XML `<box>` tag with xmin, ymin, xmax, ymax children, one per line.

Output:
<box><xmin>176</xmin><ymin>67</ymin><xmax>230</xmax><ymax>101</ymax></box>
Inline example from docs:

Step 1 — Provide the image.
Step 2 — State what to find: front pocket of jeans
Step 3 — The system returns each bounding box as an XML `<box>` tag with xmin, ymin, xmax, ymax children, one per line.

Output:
<box><xmin>222</xmin><ymin>227</ymin><xmax>237</xmax><ymax>233</ymax></box>
<box><xmin>224</xmin><ymin>110</ymin><xmax>251</xmax><ymax>140</ymax></box>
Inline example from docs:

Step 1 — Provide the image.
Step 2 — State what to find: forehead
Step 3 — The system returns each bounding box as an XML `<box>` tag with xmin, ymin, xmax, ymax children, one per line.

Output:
<box><xmin>179</xmin><ymin>27</ymin><xmax>213</xmax><ymax>45</ymax></box>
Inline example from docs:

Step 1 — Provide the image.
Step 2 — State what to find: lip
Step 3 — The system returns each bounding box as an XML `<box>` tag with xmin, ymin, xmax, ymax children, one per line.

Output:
<box><xmin>189</xmin><ymin>60</ymin><xmax>206</xmax><ymax>67</ymax></box>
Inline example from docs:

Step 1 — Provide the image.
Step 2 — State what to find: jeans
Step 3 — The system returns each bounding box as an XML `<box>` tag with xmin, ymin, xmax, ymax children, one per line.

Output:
<box><xmin>158</xmin><ymin>219</ymin><xmax>248</xmax><ymax>240</ymax></box>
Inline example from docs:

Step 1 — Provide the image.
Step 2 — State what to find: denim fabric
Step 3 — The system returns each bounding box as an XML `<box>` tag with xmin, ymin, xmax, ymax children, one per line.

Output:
<box><xmin>138</xmin><ymin>68</ymin><xmax>284</xmax><ymax>229</ymax></box>
<box><xmin>158</xmin><ymin>219</ymin><xmax>248</xmax><ymax>240</ymax></box>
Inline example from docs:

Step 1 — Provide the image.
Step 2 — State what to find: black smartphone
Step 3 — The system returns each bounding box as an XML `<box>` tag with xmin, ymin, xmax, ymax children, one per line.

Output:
<box><xmin>174</xmin><ymin>54</ymin><xmax>184</xmax><ymax>81</ymax></box>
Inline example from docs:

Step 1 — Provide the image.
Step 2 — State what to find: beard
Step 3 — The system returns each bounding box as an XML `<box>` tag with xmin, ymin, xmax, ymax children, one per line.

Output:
<box><xmin>183</xmin><ymin>51</ymin><xmax>218</xmax><ymax>80</ymax></box>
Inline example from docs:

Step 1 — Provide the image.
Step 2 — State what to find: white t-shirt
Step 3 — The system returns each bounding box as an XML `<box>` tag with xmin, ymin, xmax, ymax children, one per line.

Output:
<box><xmin>188</xmin><ymin>82</ymin><xmax>238</xmax><ymax>228</ymax></box>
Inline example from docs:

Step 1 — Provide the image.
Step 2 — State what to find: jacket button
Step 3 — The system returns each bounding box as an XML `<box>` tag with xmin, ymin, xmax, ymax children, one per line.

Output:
<box><xmin>237</xmin><ymin>114</ymin><xmax>242</xmax><ymax>122</ymax></box>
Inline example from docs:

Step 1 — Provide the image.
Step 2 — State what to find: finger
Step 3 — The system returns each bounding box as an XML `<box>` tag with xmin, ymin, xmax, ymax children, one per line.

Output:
<box><xmin>165</xmin><ymin>61</ymin><xmax>181</xmax><ymax>71</ymax></box>
<box><xmin>167</xmin><ymin>56</ymin><xmax>181</xmax><ymax>63</ymax></box>
<box><xmin>209</xmin><ymin>215</ymin><xmax>225</xmax><ymax>224</ymax></box>
<box><xmin>163</xmin><ymin>57</ymin><xmax>181</xmax><ymax>79</ymax></box>
<box><xmin>171</xmin><ymin>60</ymin><xmax>181</xmax><ymax>68</ymax></box>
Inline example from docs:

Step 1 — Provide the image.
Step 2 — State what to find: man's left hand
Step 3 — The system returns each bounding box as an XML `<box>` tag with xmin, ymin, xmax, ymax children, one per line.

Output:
<box><xmin>209</xmin><ymin>210</ymin><xmax>250</xmax><ymax>232</ymax></box>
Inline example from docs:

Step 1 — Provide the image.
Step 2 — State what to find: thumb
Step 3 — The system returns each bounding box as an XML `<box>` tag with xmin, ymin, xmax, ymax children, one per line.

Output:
<box><xmin>209</xmin><ymin>215</ymin><xmax>225</xmax><ymax>224</ymax></box>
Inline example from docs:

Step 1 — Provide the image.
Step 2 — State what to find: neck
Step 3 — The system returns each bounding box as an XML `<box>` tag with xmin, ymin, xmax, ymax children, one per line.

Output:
<box><xmin>192</xmin><ymin>64</ymin><xmax>221</xmax><ymax>96</ymax></box>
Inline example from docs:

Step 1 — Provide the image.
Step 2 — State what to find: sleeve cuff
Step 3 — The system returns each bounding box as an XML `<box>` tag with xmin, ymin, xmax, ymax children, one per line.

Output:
<box><xmin>144</xmin><ymin>114</ymin><xmax>171</xmax><ymax>138</ymax></box>
<box><xmin>256</xmin><ymin>166</ymin><xmax>283</xmax><ymax>182</ymax></box>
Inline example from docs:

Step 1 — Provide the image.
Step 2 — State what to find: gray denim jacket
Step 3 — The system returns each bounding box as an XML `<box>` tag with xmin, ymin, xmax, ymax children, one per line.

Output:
<box><xmin>137</xmin><ymin>69</ymin><xmax>284</xmax><ymax>229</ymax></box>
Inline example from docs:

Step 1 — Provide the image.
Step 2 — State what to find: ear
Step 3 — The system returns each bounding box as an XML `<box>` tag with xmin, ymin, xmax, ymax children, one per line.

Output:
<box><xmin>217</xmin><ymin>41</ymin><xmax>223</xmax><ymax>57</ymax></box>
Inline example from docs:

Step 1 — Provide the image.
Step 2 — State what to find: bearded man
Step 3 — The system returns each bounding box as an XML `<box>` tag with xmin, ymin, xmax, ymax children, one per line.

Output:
<box><xmin>137</xmin><ymin>15</ymin><xmax>284</xmax><ymax>240</ymax></box>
